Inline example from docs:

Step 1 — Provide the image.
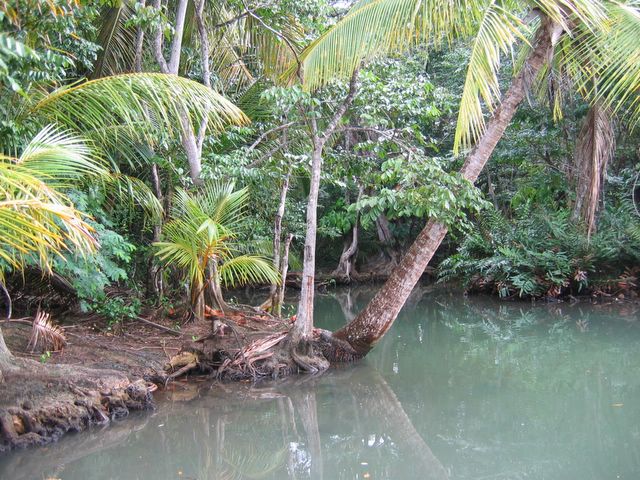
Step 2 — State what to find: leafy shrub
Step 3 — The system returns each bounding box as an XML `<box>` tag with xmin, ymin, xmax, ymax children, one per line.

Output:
<box><xmin>439</xmin><ymin>201</ymin><xmax>640</xmax><ymax>298</ymax></box>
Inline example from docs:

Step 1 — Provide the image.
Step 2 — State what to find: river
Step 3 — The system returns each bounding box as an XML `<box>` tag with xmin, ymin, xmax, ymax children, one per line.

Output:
<box><xmin>1</xmin><ymin>287</ymin><xmax>639</xmax><ymax>479</ymax></box>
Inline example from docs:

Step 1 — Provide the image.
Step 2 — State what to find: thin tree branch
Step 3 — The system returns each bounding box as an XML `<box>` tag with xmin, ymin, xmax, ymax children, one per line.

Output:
<box><xmin>321</xmin><ymin>68</ymin><xmax>360</xmax><ymax>144</ymax></box>
<box><xmin>248</xmin><ymin>122</ymin><xmax>296</xmax><ymax>151</ymax></box>
<box><xmin>152</xmin><ymin>0</ymin><xmax>169</xmax><ymax>73</ymax></box>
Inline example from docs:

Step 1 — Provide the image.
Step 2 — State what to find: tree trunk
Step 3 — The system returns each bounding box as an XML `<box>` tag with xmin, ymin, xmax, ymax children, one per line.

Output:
<box><xmin>332</xmin><ymin>223</ymin><xmax>359</xmax><ymax>282</ymax></box>
<box><xmin>375</xmin><ymin>213</ymin><xmax>400</xmax><ymax>270</ymax></box>
<box><xmin>289</xmin><ymin>69</ymin><xmax>359</xmax><ymax>346</ymax></box>
<box><xmin>290</xmin><ymin>145</ymin><xmax>323</xmax><ymax>342</ymax></box>
<box><xmin>153</xmin><ymin>0</ymin><xmax>204</xmax><ymax>184</ymax></box>
<box><xmin>270</xmin><ymin>170</ymin><xmax>291</xmax><ymax>309</ymax></box>
<box><xmin>275</xmin><ymin>233</ymin><xmax>294</xmax><ymax>317</ymax></box>
<box><xmin>571</xmin><ymin>102</ymin><xmax>614</xmax><ymax>237</ymax></box>
<box><xmin>331</xmin><ymin>16</ymin><xmax>563</xmax><ymax>357</ymax></box>
<box><xmin>332</xmin><ymin>186</ymin><xmax>363</xmax><ymax>282</ymax></box>
<box><xmin>0</xmin><ymin>282</ymin><xmax>13</xmax><ymax>382</ymax></box>
<box><xmin>192</xmin><ymin>279</ymin><xmax>205</xmax><ymax>321</ymax></box>
<box><xmin>208</xmin><ymin>260</ymin><xmax>229</xmax><ymax>313</ymax></box>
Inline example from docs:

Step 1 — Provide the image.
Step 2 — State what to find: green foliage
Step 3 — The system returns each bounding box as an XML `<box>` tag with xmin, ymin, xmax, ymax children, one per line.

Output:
<box><xmin>54</xmin><ymin>216</ymin><xmax>136</xmax><ymax>311</ymax></box>
<box><xmin>355</xmin><ymin>155</ymin><xmax>490</xmax><ymax>231</ymax></box>
<box><xmin>90</xmin><ymin>297</ymin><xmax>142</xmax><ymax>327</ymax></box>
<box><xmin>439</xmin><ymin>199</ymin><xmax>640</xmax><ymax>298</ymax></box>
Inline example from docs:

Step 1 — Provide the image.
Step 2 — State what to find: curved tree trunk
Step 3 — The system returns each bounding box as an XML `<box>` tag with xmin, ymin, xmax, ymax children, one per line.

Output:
<box><xmin>375</xmin><ymin>213</ymin><xmax>400</xmax><ymax>270</ymax></box>
<box><xmin>332</xmin><ymin>186</ymin><xmax>363</xmax><ymax>282</ymax></box>
<box><xmin>331</xmin><ymin>16</ymin><xmax>563</xmax><ymax>358</ymax></box>
<box><xmin>332</xmin><ymin>224</ymin><xmax>359</xmax><ymax>282</ymax></box>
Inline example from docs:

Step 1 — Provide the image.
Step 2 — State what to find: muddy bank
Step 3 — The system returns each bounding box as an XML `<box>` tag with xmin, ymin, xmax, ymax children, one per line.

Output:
<box><xmin>0</xmin><ymin>315</ymin><xmax>181</xmax><ymax>452</ymax></box>
<box><xmin>0</xmin><ymin>307</ymin><xmax>289</xmax><ymax>452</ymax></box>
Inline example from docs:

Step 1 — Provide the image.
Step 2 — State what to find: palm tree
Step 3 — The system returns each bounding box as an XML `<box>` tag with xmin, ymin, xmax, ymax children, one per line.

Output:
<box><xmin>0</xmin><ymin>127</ymin><xmax>103</xmax><ymax>381</ymax></box>
<box><xmin>154</xmin><ymin>183</ymin><xmax>279</xmax><ymax>320</ymax></box>
<box><xmin>282</xmin><ymin>0</ymin><xmax>640</xmax><ymax>359</ymax></box>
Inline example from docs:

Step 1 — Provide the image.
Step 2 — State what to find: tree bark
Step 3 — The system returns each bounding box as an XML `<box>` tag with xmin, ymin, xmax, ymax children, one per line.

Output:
<box><xmin>375</xmin><ymin>213</ymin><xmax>400</xmax><ymax>270</ymax></box>
<box><xmin>332</xmin><ymin>16</ymin><xmax>563</xmax><ymax>357</ymax></box>
<box><xmin>133</xmin><ymin>0</ymin><xmax>145</xmax><ymax>72</ymax></box>
<box><xmin>275</xmin><ymin>233</ymin><xmax>294</xmax><ymax>317</ymax></box>
<box><xmin>290</xmin><ymin>145</ymin><xmax>324</xmax><ymax>342</ymax></box>
<box><xmin>0</xmin><ymin>282</ymin><xmax>13</xmax><ymax>382</ymax></box>
<box><xmin>270</xmin><ymin>170</ymin><xmax>292</xmax><ymax>309</ymax></box>
<box><xmin>153</xmin><ymin>0</ymin><xmax>204</xmax><ymax>184</ymax></box>
<box><xmin>332</xmin><ymin>186</ymin><xmax>363</xmax><ymax>282</ymax></box>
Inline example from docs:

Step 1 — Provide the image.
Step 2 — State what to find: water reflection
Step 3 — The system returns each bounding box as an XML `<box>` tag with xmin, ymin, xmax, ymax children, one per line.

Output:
<box><xmin>0</xmin><ymin>364</ymin><xmax>447</xmax><ymax>480</ymax></box>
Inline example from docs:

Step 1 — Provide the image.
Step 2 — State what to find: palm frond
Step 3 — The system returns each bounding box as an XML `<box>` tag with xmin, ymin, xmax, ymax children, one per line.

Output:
<box><xmin>15</xmin><ymin>124</ymin><xmax>108</xmax><ymax>185</ymax></box>
<box><xmin>0</xmin><ymin>127</ymin><xmax>101</xmax><ymax>276</ymax></box>
<box><xmin>287</xmin><ymin>0</ymin><xmax>610</xmax><ymax>150</ymax></box>
<box><xmin>573</xmin><ymin>102</ymin><xmax>615</xmax><ymax>236</ymax></box>
<box><xmin>564</xmin><ymin>1</ymin><xmax>640</xmax><ymax>127</ymax></box>
<box><xmin>454</xmin><ymin>2</ymin><xmax>528</xmax><ymax>151</ymax></box>
<box><xmin>91</xmin><ymin>3</ymin><xmax>136</xmax><ymax>78</ymax></box>
<box><xmin>218</xmin><ymin>255</ymin><xmax>279</xmax><ymax>287</ymax></box>
<box><xmin>27</xmin><ymin>310</ymin><xmax>66</xmax><ymax>353</ymax></box>
<box><xmin>29</xmin><ymin>73</ymin><xmax>249</xmax><ymax>151</ymax></box>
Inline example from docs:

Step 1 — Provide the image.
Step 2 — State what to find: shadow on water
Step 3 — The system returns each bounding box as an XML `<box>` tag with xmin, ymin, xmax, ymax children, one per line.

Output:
<box><xmin>2</xmin><ymin>286</ymin><xmax>640</xmax><ymax>479</ymax></box>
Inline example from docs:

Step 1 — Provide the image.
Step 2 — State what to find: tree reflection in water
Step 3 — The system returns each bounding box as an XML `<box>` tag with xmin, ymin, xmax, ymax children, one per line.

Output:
<box><xmin>0</xmin><ymin>364</ymin><xmax>447</xmax><ymax>480</ymax></box>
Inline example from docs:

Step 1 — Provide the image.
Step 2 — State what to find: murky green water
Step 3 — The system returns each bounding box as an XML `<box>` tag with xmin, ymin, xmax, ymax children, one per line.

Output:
<box><xmin>2</xmin><ymin>287</ymin><xmax>640</xmax><ymax>480</ymax></box>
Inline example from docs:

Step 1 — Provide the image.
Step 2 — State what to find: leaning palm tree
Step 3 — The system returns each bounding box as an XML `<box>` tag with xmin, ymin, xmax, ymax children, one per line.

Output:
<box><xmin>0</xmin><ymin>127</ymin><xmax>103</xmax><ymax>381</ymax></box>
<box><xmin>154</xmin><ymin>183</ymin><xmax>279</xmax><ymax>320</ymax></box>
<box><xmin>280</xmin><ymin>0</ymin><xmax>640</xmax><ymax>361</ymax></box>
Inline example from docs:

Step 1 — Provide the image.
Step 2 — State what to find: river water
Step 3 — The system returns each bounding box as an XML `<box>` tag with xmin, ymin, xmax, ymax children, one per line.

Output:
<box><xmin>2</xmin><ymin>287</ymin><xmax>640</xmax><ymax>479</ymax></box>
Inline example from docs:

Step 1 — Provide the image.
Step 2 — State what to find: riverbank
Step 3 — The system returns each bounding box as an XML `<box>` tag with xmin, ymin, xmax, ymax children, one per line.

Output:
<box><xmin>0</xmin><ymin>305</ymin><xmax>292</xmax><ymax>451</ymax></box>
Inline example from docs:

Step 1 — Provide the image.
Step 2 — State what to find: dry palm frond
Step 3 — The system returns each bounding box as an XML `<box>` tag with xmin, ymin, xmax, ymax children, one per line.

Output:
<box><xmin>27</xmin><ymin>310</ymin><xmax>66</xmax><ymax>353</ymax></box>
<box><xmin>572</xmin><ymin>102</ymin><xmax>615</xmax><ymax>237</ymax></box>
<box><xmin>218</xmin><ymin>332</ymin><xmax>287</xmax><ymax>377</ymax></box>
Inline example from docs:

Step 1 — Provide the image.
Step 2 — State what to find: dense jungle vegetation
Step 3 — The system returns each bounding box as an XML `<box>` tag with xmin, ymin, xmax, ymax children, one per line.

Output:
<box><xmin>1</xmin><ymin>0</ymin><xmax>639</xmax><ymax>380</ymax></box>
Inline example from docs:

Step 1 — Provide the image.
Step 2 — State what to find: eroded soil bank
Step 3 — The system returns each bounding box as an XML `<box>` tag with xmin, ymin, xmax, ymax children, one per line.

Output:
<box><xmin>0</xmin><ymin>307</ymin><xmax>291</xmax><ymax>452</ymax></box>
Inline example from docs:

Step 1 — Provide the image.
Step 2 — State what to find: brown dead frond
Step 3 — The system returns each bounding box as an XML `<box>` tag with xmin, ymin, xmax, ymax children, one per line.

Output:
<box><xmin>573</xmin><ymin>102</ymin><xmax>615</xmax><ymax>237</ymax></box>
<box><xmin>28</xmin><ymin>310</ymin><xmax>66</xmax><ymax>352</ymax></box>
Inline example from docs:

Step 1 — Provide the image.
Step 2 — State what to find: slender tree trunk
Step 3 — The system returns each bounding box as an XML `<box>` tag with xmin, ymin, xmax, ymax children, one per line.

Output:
<box><xmin>133</xmin><ymin>1</ymin><xmax>145</xmax><ymax>72</ymax></box>
<box><xmin>332</xmin><ymin>186</ymin><xmax>362</xmax><ymax>282</ymax></box>
<box><xmin>270</xmin><ymin>170</ymin><xmax>291</xmax><ymax>308</ymax></box>
<box><xmin>208</xmin><ymin>260</ymin><xmax>229</xmax><ymax>313</ymax></box>
<box><xmin>0</xmin><ymin>282</ymin><xmax>13</xmax><ymax>382</ymax></box>
<box><xmin>290</xmin><ymin>145</ymin><xmax>324</xmax><ymax>342</ymax></box>
<box><xmin>332</xmin><ymin>16</ymin><xmax>563</xmax><ymax>357</ymax></box>
<box><xmin>275</xmin><ymin>233</ymin><xmax>294</xmax><ymax>317</ymax></box>
<box><xmin>571</xmin><ymin>102</ymin><xmax>614</xmax><ymax>237</ymax></box>
<box><xmin>192</xmin><ymin>279</ymin><xmax>205</xmax><ymax>321</ymax></box>
<box><xmin>332</xmin><ymin>224</ymin><xmax>359</xmax><ymax>282</ymax></box>
<box><xmin>375</xmin><ymin>213</ymin><xmax>400</xmax><ymax>269</ymax></box>
<box><xmin>153</xmin><ymin>0</ymin><xmax>204</xmax><ymax>184</ymax></box>
<box><xmin>290</xmin><ymin>70</ymin><xmax>359</xmax><ymax>344</ymax></box>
